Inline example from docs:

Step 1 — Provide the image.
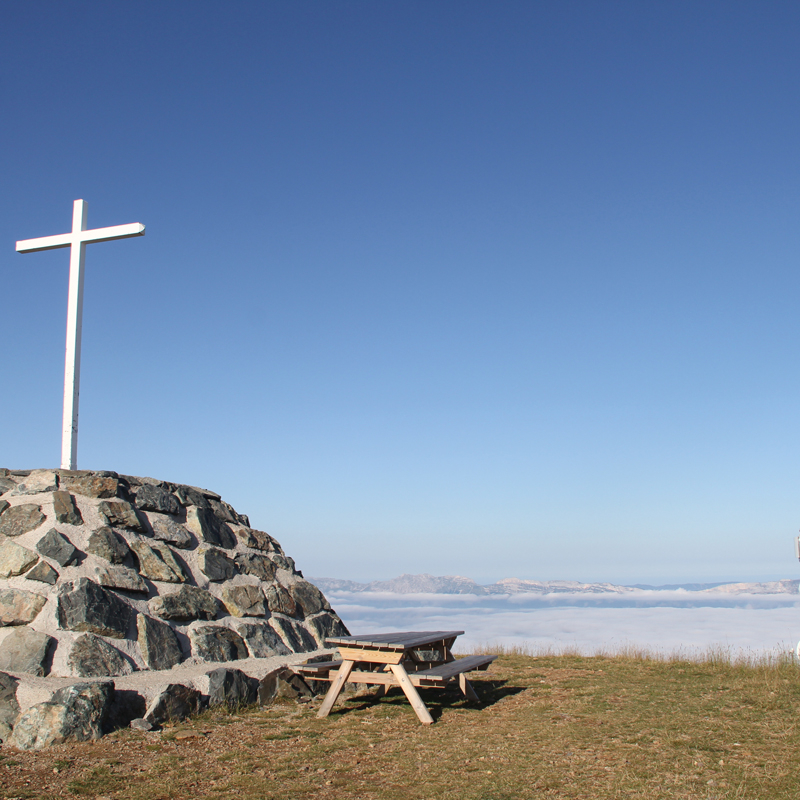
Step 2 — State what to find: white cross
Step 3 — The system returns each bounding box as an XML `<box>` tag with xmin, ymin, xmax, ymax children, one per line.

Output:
<box><xmin>16</xmin><ymin>199</ymin><xmax>145</xmax><ymax>470</ymax></box>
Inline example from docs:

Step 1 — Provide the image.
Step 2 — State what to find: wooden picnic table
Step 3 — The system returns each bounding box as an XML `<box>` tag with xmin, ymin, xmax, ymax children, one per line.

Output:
<box><xmin>308</xmin><ymin>630</ymin><xmax>496</xmax><ymax>725</ymax></box>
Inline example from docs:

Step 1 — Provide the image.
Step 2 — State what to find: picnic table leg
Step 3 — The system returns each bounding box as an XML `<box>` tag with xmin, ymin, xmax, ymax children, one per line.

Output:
<box><xmin>458</xmin><ymin>673</ymin><xmax>479</xmax><ymax>702</ymax></box>
<box><xmin>388</xmin><ymin>664</ymin><xmax>434</xmax><ymax>725</ymax></box>
<box><xmin>316</xmin><ymin>660</ymin><xmax>355</xmax><ymax>718</ymax></box>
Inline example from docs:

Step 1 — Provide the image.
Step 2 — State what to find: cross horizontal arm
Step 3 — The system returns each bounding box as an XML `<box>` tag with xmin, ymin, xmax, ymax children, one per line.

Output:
<box><xmin>16</xmin><ymin>232</ymin><xmax>73</xmax><ymax>252</ymax></box>
<box><xmin>16</xmin><ymin>222</ymin><xmax>145</xmax><ymax>253</ymax></box>
<box><xmin>77</xmin><ymin>222</ymin><xmax>145</xmax><ymax>244</ymax></box>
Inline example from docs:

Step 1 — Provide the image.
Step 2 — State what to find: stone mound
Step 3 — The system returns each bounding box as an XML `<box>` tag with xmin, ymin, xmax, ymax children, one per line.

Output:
<box><xmin>0</xmin><ymin>468</ymin><xmax>348</xmax><ymax>748</ymax></box>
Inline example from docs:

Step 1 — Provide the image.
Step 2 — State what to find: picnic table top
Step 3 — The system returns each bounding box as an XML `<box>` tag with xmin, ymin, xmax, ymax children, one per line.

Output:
<box><xmin>325</xmin><ymin>630</ymin><xmax>465</xmax><ymax>651</ymax></box>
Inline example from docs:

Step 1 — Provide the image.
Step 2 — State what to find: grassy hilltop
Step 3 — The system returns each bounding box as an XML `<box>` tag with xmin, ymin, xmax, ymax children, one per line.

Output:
<box><xmin>3</xmin><ymin>650</ymin><xmax>800</xmax><ymax>799</ymax></box>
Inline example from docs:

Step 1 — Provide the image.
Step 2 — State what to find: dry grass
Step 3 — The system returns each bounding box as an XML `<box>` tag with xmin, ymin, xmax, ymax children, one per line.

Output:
<box><xmin>468</xmin><ymin>641</ymin><xmax>799</xmax><ymax>668</ymax></box>
<box><xmin>2</xmin><ymin>651</ymin><xmax>800</xmax><ymax>799</ymax></box>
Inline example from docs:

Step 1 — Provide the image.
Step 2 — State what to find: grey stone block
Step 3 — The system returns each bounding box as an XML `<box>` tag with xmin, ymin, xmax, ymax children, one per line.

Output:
<box><xmin>234</xmin><ymin>552</ymin><xmax>276</xmax><ymax>581</ymax></box>
<box><xmin>135</xmin><ymin>485</ymin><xmax>181</xmax><ymax>515</ymax></box>
<box><xmin>232</xmin><ymin>620</ymin><xmax>290</xmax><ymax>658</ymax></box>
<box><xmin>0</xmin><ymin>672</ymin><xmax>20</xmax><ymax>743</ymax></box>
<box><xmin>97</xmin><ymin>500</ymin><xmax>143</xmax><ymax>531</ymax></box>
<box><xmin>57</xmin><ymin>578</ymin><xmax>133</xmax><ymax>638</ymax></box>
<box><xmin>10</xmin><ymin>681</ymin><xmax>114</xmax><ymax>750</ymax></box>
<box><xmin>269</xmin><ymin>616</ymin><xmax>318</xmax><ymax>653</ymax></box>
<box><xmin>221</xmin><ymin>584</ymin><xmax>266</xmax><ymax>617</ymax></box>
<box><xmin>93</xmin><ymin>564</ymin><xmax>148</xmax><ymax>593</ymax></box>
<box><xmin>86</xmin><ymin>526</ymin><xmax>130</xmax><ymax>564</ymax></box>
<box><xmin>144</xmin><ymin>684</ymin><xmax>201</xmax><ymax>725</ymax></box>
<box><xmin>275</xmin><ymin>668</ymin><xmax>314</xmax><ymax>699</ymax></box>
<box><xmin>0</xmin><ymin>628</ymin><xmax>54</xmax><ymax>676</ymax></box>
<box><xmin>307</xmin><ymin>612</ymin><xmax>350</xmax><ymax>646</ymax></box>
<box><xmin>198</xmin><ymin>546</ymin><xmax>236</xmax><ymax>581</ymax></box>
<box><xmin>184</xmin><ymin>506</ymin><xmax>236</xmax><ymax>549</ymax></box>
<box><xmin>235</xmin><ymin>527</ymin><xmax>278</xmax><ymax>552</ymax></box>
<box><xmin>207</xmin><ymin>667</ymin><xmax>257</xmax><ymax>708</ymax></box>
<box><xmin>149</xmin><ymin>585</ymin><xmax>220</xmax><ymax>621</ymax></box>
<box><xmin>68</xmin><ymin>633</ymin><xmax>135</xmax><ymax>678</ymax></box>
<box><xmin>52</xmin><ymin>491</ymin><xmax>83</xmax><ymax>525</ymax></box>
<box><xmin>264</xmin><ymin>584</ymin><xmax>297</xmax><ymax>616</ymax></box>
<box><xmin>174</xmin><ymin>485</ymin><xmax>211</xmax><ymax>508</ymax></box>
<box><xmin>60</xmin><ymin>473</ymin><xmax>119</xmax><ymax>498</ymax></box>
<box><xmin>137</xmin><ymin>614</ymin><xmax>183</xmax><ymax>670</ymax></box>
<box><xmin>36</xmin><ymin>528</ymin><xmax>79</xmax><ymax>567</ymax></box>
<box><xmin>130</xmin><ymin>540</ymin><xmax>187</xmax><ymax>583</ymax></box>
<box><xmin>25</xmin><ymin>560</ymin><xmax>59</xmax><ymax>585</ymax></box>
<box><xmin>289</xmin><ymin>580</ymin><xmax>330</xmax><ymax>616</ymax></box>
<box><xmin>189</xmin><ymin>625</ymin><xmax>248</xmax><ymax>662</ymax></box>
<box><xmin>0</xmin><ymin>587</ymin><xmax>47</xmax><ymax>626</ymax></box>
<box><xmin>8</xmin><ymin>470</ymin><xmax>58</xmax><ymax>496</ymax></box>
<box><xmin>148</xmin><ymin>514</ymin><xmax>193</xmax><ymax>548</ymax></box>
<box><xmin>0</xmin><ymin>503</ymin><xmax>45</xmax><ymax>537</ymax></box>
<box><xmin>0</xmin><ymin>539</ymin><xmax>39</xmax><ymax>578</ymax></box>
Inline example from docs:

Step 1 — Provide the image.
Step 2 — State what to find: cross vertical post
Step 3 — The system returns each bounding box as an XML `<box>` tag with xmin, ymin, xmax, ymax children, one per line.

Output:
<box><xmin>63</xmin><ymin>199</ymin><xmax>88</xmax><ymax>470</ymax></box>
<box><xmin>16</xmin><ymin>200</ymin><xmax>145</xmax><ymax>470</ymax></box>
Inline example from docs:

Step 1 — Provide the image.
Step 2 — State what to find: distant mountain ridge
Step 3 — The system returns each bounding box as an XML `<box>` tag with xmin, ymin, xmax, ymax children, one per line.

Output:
<box><xmin>309</xmin><ymin>573</ymin><xmax>800</xmax><ymax>596</ymax></box>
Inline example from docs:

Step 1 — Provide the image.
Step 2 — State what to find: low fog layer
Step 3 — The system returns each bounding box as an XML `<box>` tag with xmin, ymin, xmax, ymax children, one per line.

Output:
<box><xmin>324</xmin><ymin>589</ymin><xmax>800</xmax><ymax>657</ymax></box>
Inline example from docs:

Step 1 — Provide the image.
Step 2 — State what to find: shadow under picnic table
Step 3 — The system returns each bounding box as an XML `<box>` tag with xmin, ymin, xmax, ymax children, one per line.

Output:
<box><xmin>331</xmin><ymin>677</ymin><xmax>525</xmax><ymax>722</ymax></box>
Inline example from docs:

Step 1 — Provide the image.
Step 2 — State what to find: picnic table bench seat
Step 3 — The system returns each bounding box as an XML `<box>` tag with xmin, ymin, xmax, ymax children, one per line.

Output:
<box><xmin>293</xmin><ymin>653</ymin><xmax>496</xmax><ymax>687</ymax></box>
<box><xmin>293</xmin><ymin>659</ymin><xmax>344</xmax><ymax>677</ymax></box>
<box><xmin>410</xmin><ymin>653</ymin><xmax>497</xmax><ymax>683</ymax></box>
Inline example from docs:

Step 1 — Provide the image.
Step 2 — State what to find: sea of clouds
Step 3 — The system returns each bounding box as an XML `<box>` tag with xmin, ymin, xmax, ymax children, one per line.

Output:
<box><xmin>327</xmin><ymin>590</ymin><xmax>800</xmax><ymax>658</ymax></box>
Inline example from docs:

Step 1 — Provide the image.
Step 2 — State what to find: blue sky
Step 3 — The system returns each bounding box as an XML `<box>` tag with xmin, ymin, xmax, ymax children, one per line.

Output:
<box><xmin>2</xmin><ymin>1</ymin><xmax>800</xmax><ymax>584</ymax></box>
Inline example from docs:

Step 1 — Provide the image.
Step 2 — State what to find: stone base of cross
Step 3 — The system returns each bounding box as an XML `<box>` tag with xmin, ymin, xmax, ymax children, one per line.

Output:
<box><xmin>16</xmin><ymin>200</ymin><xmax>145</xmax><ymax>469</ymax></box>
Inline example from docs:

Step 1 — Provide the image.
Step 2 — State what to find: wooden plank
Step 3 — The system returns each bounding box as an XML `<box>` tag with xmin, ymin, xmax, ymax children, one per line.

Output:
<box><xmin>338</xmin><ymin>647</ymin><xmax>404</xmax><ymax>665</ymax></box>
<box><xmin>300</xmin><ymin>666</ymin><xmax>488</xmax><ymax>689</ymax></box>
<box><xmin>412</xmin><ymin>654</ymin><xmax>497</xmax><ymax>683</ymax></box>
<box><xmin>388</xmin><ymin>664</ymin><xmax>434</xmax><ymax>725</ymax></box>
<box><xmin>459</xmin><ymin>673</ymin><xmax>480</xmax><ymax>701</ymax></box>
<box><xmin>442</xmin><ymin>638</ymin><xmax>458</xmax><ymax>660</ymax></box>
<box><xmin>347</xmin><ymin>670</ymin><xmax>396</xmax><ymax>684</ymax></box>
<box><xmin>293</xmin><ymin>660</ymin><xmax>343</xmax><ymax>675</ymax></box>
<box><xmin>325</xmin><ymin>631</ymin><xmax>465</xmax><ymax>650</ymax></box>
<box><xmin>316</xmin><ymin>660</ymin><xmax>355</xmax><ymax>718</ymax></box>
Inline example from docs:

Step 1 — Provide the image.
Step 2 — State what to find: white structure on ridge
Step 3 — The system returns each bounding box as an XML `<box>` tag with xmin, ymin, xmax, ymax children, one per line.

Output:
<box><xmin>16</xmin><ymin>200</ymin><xmax>145</xmax><ymax>470</ymax></box>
